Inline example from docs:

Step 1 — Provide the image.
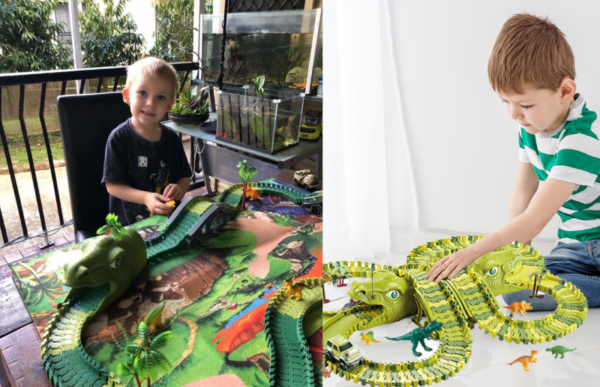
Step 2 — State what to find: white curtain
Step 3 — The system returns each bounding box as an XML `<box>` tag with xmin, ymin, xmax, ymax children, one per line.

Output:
<box><xmin>323</xmin><ymin>0</ymin><xmax>418</xmax><ymax>263</ymax></box>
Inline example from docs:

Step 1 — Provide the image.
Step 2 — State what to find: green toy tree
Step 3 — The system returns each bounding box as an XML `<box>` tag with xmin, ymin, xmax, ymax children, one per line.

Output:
<box><xmin>97</xmin><ymin>213</ymin><xmax>126</xmax><ymax>240</ymax></box>
<box><xmin>237</xmin><ymin>159</ymin><xmax>258</xmax><ymax>211</ymax></box>
<box><xmin>117</xmin><ymin>303</ymin><xmax>172</xmax><ymax>387</ymax></box>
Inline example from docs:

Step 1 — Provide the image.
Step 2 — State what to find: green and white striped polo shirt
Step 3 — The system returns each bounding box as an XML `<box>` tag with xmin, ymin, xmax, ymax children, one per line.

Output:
<box><xmin>518</xmin><ymin>95</ymin><xmax>600</xmax><ymax>244</ymax></box>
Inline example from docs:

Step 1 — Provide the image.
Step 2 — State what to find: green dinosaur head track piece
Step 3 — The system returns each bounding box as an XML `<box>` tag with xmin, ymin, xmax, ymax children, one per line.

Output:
<box><xmin>348</xmin><ymin>270</ymin><xmax>417</xmax><ymax>323</ymax></box>
<box><xmin>62</xmin><ymin>228</ymin><xmax>147</xmax><ymax>317</ymax></box>
<box><xmin>470</xmin><ymin>245</ymin><xmax>530</xmax><ymax>296</ymax></box>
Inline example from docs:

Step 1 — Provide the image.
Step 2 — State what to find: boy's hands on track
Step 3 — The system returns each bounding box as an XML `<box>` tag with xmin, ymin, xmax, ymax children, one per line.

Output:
<box><xmin>426</xmin><ymin>247</ymin><xmax>479</xmax><ymax>283</ymax></box>
<box><xmin>145</xmin><ymin>193</ymin><xmax>174</xmax><ymax>215</ymax></box>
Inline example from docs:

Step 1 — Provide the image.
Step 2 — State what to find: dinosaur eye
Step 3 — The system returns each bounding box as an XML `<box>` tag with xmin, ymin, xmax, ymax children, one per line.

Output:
<box><xmin>487</xmin><ymin>267</ymin><xmax>498</xmax><ymax>276</ymax></box>
<box><xmin>386</xmin><ymin>290</ymin><xmax>400</xmax><ymax>299</ymax></box>
<box><xmin>111</xmin><ymin>257</ymin><xmax>122</xmax><ymax>269</ymax></box>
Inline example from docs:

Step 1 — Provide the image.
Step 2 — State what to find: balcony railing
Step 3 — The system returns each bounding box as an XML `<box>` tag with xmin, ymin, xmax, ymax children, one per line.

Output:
<box><xmin>0</xmin><ymin>61</ymin><xmax>200</xmax><ymax>249</ymax></box>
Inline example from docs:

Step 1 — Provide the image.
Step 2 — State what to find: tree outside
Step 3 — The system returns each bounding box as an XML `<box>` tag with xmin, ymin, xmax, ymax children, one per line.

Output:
<box><xmin>0</xmin><ymin>0</ymin><xmax>71</xmax><ymax>73</ymax></box>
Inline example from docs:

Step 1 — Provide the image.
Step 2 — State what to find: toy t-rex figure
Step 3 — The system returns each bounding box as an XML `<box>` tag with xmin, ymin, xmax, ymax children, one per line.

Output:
<box><xmin>546</xmin><ymin>345</ymin><xmax>576</xmax><ymax>359</ymax></box>
<box><xmin>503</xmin><ymin>300</ymin><xmax>532</xmax><ymax>317</ymax></box>
<box><xmin>359</xmin><ymin>331</ymin><xmax>380</xmax><ymax>346</ymax></box>
<box><xmin>386</xmin><ymin>320</ymin><xmax>443</xmax><ymax>356</ymax></box>
<box><xmin>509</xmin><ymin>350</ymin><xmax>538</xmax><ymax>371</ymax></box>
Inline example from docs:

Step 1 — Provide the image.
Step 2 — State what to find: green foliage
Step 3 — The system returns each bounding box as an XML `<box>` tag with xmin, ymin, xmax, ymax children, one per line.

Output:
<box><xmin>80</xmin><ymin>0</ymin><xmax>145</xmax><ymax>67</ymax></box>
<box><xmin>0</xmin><ymin>0</ymin><xmax>71</xmax><ymax>72</ymax></box>
<box><xmin>254</xmin><ymin>75</ymin><xmax>265</xmax><ymax>98</ymax></box>
<box><xmin>237</xmin><ymin>160</ymin><xmax>258</xmax><ymax>183</ymax></box>
<box><xmin>97</xmin><ymin>213</ymin><xmax>126</xmax><ymax>240</ymax></box>
<box><xmin>120</xmin><ymin>305</ymin><xmax>173</xmax><ymax>386</ymax></box>
<box><xmin>171</xmin><ymin>87</ymin><xmax>209</xmax><ymax>115</ymax></box>
<box><xmin>150</xmin><ymin>0</ymin><xmax>194</xmax><ymax>62</ymax></box>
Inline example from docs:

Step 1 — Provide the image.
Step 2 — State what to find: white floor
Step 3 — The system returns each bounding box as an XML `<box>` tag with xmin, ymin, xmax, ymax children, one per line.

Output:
<box><xmin>323</xmin><ymin>272</ymin><xmax>600</xmax><ymax>387</ymax></box>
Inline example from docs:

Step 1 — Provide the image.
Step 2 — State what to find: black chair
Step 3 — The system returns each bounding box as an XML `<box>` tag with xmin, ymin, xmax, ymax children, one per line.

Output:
<box><xmin>57</xmin><ymin>92</ymin><xmax>131</xmax><ymax>242</ymax></box>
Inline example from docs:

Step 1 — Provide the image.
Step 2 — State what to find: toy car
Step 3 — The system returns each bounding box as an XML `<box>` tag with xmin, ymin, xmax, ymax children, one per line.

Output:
<box><xmin>300</xmin><ymin>110</ymin><xmax>322</xmax><ymax>141</ymax></box>
<box><xmin>293</xmin><ymin>169</ymin><xmax>320</xmax><ymax>191</ymax></box>
<box><xmin>324</xmin><ymin>334</ymin><xmax>364</xmax><ymax>370</ymax></box>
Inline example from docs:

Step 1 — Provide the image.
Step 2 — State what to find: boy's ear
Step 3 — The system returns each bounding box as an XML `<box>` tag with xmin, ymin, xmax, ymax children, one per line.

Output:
<box><xmin>559</xmin><ymin>77</ymin><xmax>576</xmax><ymax>101</ymax></box>
<box><xmin>167</xmin><ymin>97</ymin><xmax>175</xmax><ymax>111</ymax></box>
<box><xmin>122</xmin><ymin>88</ymin><xmax>130</xmax><ymax>105</ymax></box>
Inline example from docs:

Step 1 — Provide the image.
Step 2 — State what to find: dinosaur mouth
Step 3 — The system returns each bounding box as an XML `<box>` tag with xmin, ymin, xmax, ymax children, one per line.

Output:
<box><xmin>504</xmin><ymin>262</ymin><xmax>542</xmax><ymax>286</ymax></box>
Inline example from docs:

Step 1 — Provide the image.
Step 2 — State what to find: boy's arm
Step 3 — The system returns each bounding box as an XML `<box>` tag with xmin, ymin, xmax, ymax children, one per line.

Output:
<box><xmin>106</xmin><ymin>183</ymin><xmax>172</xmax><ymax>215</ymax></box>
<box><xmin>508</xmin><ymin>162</ymin><xmax>540</xmax><ymax>246</ymax></box>
<box><xmin>426</xmin><ymin>177</ymin><xmax>576</xmax><ymax>283</ymax></box>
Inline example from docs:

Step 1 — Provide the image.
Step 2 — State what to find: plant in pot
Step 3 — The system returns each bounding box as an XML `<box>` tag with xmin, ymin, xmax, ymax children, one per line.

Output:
<box><xmin>168</xmin><ymin>86</ymin><xmax>210</xmax><ymax>125</ymax></box>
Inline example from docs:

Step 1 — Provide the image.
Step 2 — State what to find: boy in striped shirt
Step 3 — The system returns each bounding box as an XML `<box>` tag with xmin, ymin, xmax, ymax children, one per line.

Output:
<box><xmin>427</xmin><ymin>14</ymin><xmax>600</xmax><ymax>308</ymax></box>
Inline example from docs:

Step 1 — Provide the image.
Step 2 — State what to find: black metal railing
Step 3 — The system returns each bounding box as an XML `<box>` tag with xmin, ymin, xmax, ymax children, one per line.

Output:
<box><xmin>0</xmin><ymin>61</ymin><xmax>200</xmax><ymax>249</ymax></box>
<box><xmin>228</xmin><ymin>0</ymin><xmax>306</xmax><ymax>12</ymax></box>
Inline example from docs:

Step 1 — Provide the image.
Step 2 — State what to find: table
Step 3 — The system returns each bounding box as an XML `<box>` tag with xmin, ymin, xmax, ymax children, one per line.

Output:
<box><xmin>164</xmin><ymin>115</ymin><xmax>322</xmax><ymax>195</ymax></box>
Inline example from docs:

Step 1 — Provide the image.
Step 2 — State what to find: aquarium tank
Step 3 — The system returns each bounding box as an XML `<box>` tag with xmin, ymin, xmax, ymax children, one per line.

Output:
<box><xmin>217</xmin><ymin>86</ymin><xmax>305</xmax><ymax>153</ymax></box>
<box><xmin>200</xmin><ymin>9</ymin><xmax>322</xmax><ymax>94</ymax></box>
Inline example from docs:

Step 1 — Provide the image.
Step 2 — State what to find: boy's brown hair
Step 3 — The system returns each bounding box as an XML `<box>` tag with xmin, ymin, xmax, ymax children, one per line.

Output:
<box><xmin>125</xmin><ymin>57</ymin><xmax>178</xmax><ymax>97</ymax></box>
<box><xmin>488</xmin><ymin>14</ymin><xmax>575</xmax><ymax>95</ymax></box>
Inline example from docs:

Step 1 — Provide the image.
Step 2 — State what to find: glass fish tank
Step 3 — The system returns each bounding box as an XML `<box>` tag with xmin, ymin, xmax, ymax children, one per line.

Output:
<box><xmin>200</xmin><ymin>9</ymin><xmax>322</xmax><ymax>94</ymax></box>
<box><xmin>217</xmin><ymin>86</ymin><xmax>305</xmax><ymax>153</ymax></box>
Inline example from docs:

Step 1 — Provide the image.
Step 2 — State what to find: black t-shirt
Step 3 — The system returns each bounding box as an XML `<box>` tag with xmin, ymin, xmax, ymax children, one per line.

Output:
<box><xmin>101</xmin><ymin>119</ymin><xmax>191</xmax><ymax>226</ymax></box>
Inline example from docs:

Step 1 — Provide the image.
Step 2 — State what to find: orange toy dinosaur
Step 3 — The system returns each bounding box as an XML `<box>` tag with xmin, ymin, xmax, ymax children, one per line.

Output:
<box><xmin>283</xmin><ymin>280</ymin><xmax>304</xmax><ymax>301</ymax></box>
<box><xmin>503</xmin><ymin>300</ymin><xmax>532</xmax><ymax>317</ymax></box>
<box><xmin>508</xmin><ymin>350</ymin><xmax>538</xmax><ymax>371</ymax></box>
<box><xmin>246</xmin><ymin>186</ymin><xmax>264</xmax><ymax>201</ymax></box>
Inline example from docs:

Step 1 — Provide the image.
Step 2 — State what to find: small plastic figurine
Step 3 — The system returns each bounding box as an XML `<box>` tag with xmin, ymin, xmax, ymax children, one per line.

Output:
<box><xmin>508</xmin><ymin>350</ymin><xmax>538</xmax><ymax>371</ymax></box>
<box><xmin>245</xmin><ymin>186</ymin><xmax>264</xmax><ymax>201</ymax></box>
<box><xmin>359</xmin><ymin>331</ymin><xmax>381</xmax><ymax>346</ymax></box>
<box><xmin>546</xmin><ymin>345</ymin><xmax>576</xmax><ymax>359</ymax></box>
<box><xmin>386</xmin><ymin>320</ymin><xmax>443</xmax><ymax>357</ymax></box>
<box><xmin>283</xmin><ymin>279</ymin><xmax>304</xmax><ymax>301</ymax></box>
<box><xmin>503</xmin><ymin>300</ymin><xmax>532</xmax><ymax>317</ymax></box>
<box><xmin>166</xmin><ymin>200</ymin><xmax>176</xmax><ymax>208</ymax></box>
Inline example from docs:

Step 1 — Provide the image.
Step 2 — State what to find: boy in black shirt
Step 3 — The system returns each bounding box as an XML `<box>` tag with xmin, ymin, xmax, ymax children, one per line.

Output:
<box><xmin>102</xmin><ymin>57</ymin><xmax>191</xmax><ymax>225</ymax></box>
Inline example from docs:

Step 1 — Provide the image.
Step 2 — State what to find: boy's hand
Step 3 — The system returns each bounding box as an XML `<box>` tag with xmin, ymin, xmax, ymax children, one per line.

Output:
<box><xmin>144</xmin><ymin>193</ymin><xmax>174</xmax><ymax>215</ymax></box>
<box><xmin>163</xmin><ymin>183</ymin><xmax>185</xmax><ymax>201</ymax></box>
<box><xmin>426</xmin><ymin>247</ymin><xmax>479</xmax><ymax>283</ymax></box>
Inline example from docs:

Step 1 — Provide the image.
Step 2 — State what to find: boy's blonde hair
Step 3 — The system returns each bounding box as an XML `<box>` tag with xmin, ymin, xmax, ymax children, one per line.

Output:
<box><xmin>488</xmin><ymin>14</ymin><xmax>575</xmax><ymax>95</ymax></box>
<box><xmin>125</xmin><ymin>57</ymin><xmax>178</xmax><ymax>97</ymax></box>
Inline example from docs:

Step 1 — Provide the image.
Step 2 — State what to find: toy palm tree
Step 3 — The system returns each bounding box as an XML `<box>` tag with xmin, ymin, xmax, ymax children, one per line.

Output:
<box><xmin>118</xmin><ymin>304</ymin><xmax>172</xmax><ymax>387</ymax></box>
<box><xmin>97</xmin><ymin>213</ymin><xmax>126</xmax><ymax>240</ymax></box>
<box><xmin>323</xmin><ymin>272</ymin><xmax>332</xmax><ymax>303</ymax></box>
<box><xmin>237</xmin><ymin>159</ymin><xmax>258</xmax><ymax>211</ymax></box>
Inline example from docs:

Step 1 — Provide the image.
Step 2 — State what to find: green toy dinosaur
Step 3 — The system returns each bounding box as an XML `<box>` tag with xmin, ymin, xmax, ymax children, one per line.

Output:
<box><xmin>359</xmin><ymin>331</ymin><xmax>380</xmax><ymax>346</ymax></box>
<box><xmin>386</xmin><ymin>321</ymin><xmax>443</xmax><ymax>357</ymax></box>
<box><xmin>546</xmin><ymin>345</ymin><xmax>576</xmax><ymax>359</ymax></box>
<box><xmin>323</xmin><ymin>236</ymin><xmax>588</xmax><ymax>386</ymax></box>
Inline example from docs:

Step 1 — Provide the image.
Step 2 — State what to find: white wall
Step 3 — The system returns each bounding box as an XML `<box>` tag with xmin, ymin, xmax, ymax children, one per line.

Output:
<box><xmin>125</xmin><ymin>0</ymin><xmax>156</xmax><ymax>51</ymax></box>
<box><xmin>388</xmin><ymin>0</ymin><xmax>600</xmax><ymax>250</ymax></box>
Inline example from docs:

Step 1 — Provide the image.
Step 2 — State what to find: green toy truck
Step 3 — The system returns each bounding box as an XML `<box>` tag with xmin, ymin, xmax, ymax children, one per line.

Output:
<box><xmin>324</xmin><ymin>334</ymin><xmax>364</xmax><ymax>370</ymax></box>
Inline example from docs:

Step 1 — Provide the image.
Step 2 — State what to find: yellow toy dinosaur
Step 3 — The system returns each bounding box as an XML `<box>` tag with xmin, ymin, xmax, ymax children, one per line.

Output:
<box><xmin>359</xmin><ymin>331</ymin><xmax>381</xmax><ymax>346</ymax></box>
<box><xmin>246</xmin><ymin>186</ymin><xmax>264</xmax><ymax>201</ymax></box>
<box><xmin>509</xmin><ymin>350</ymin><xmax>538</xmax><ymax>371</ymax></box>
<box><xmin>503</xmin><ymin>300</ymin><xmax>532</xmax><ymax>317</ymax></box>
<box><xmin>283</xmin><ymin>280</ymin><xmax>304</xmax><ymax>301</ymax></box>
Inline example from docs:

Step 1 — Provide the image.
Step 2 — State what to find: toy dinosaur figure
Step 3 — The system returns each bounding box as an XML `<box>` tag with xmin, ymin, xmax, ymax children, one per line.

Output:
<box><xmin>322</xmin><ymin>236</ymin><xmax>588</xmax><ymax>386</ymax></box>
<box><xmin>386</xmin><ymin>320</ymin><xmax>443</xmax><ymax>357</ymax></box>
<box><xmin>359</xmin><ymin>331</ymin><xmax>381</xmax><ymax>346</ymax></box>
<box><xmin>546</xmin><ymin>345</ymin><xmax>576</xmax><ymax>359</ymax></box>
<box><xmin>246</xmin><ymin>186</ymin><xmax>264</xmax><ymax>201</ymax></box>
<box><xmin>503</xmin><ymin>300</ymin><xmax>532</xmax><ymax>317</ymax></box>
<box><xmin>509</xmin><ymin>350</ymin><xmax>538</xmax><ymax>371</ymax></box>
<box><xmin>283</xmin><ymin>279</ymin><xmax>305</xmax><ymax>301</ymax></box>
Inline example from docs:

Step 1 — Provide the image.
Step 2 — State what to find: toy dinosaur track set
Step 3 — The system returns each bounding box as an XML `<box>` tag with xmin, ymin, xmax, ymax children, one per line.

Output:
<box><xmin>323</xmin><ymin>236</ymin><xmax>588</xmax><ymax>386</ymax></box>
<box><xmin>38</xmin><ymin>182</ymin><xmax>322</xmax><ymax>387</ymax></box>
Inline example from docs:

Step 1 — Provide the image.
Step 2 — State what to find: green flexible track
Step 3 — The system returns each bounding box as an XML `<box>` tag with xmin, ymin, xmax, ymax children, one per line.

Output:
<box><xmin>41</xmin><ymin>183</ymin><xmax>316</xmax><ymax>387</ymax></box>
<box><xmin>323</xmin><ymin>236</ymin><xmax>587</xmax><ymax>386</ymax></box>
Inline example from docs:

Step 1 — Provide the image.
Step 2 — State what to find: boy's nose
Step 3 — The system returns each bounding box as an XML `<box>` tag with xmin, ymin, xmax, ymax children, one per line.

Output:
<box><xmin>509</xmin><ymin>105</ymin><xmax>521</xmax><ymax>120</ymax></box>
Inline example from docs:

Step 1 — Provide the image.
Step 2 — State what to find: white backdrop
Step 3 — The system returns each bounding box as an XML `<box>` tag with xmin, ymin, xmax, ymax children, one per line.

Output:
<box><xmin>324</xmin><ymin>0</ymin><xmax>600</xmax><ymax>261</ymax></box>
